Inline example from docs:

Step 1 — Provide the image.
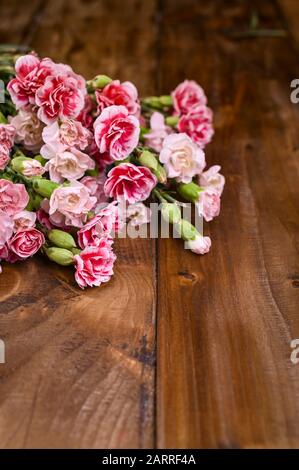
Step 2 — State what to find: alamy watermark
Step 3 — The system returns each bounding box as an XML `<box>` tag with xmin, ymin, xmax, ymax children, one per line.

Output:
<box><xmin>0</xmin><ymin>79</ymin><xmax>4</xmax><ymax>104</ymax></box>
<box><xmin>290</xmin><ymin>339</ymin><xmax>299</xmax><ymax>365</ymax></box>
<box><xmin>290</xmin><ymin>79</ymin><xmax>299</xmax><ymax>103</ymax></box>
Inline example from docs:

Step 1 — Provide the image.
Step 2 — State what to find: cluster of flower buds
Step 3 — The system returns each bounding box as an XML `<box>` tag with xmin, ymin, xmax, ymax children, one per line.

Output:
<box><xmin>0</xmin><ymin>51</ymin><xmax>224</xmax><ymax>288</ymax></box>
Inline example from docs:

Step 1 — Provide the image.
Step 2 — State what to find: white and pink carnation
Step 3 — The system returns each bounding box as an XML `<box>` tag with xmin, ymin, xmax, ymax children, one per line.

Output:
<box><xmin>159</xmin><ymin>133</ymin><xmax>206</xmax><ymax>183</ymax></box>
<box><xmin>196</xmin><ymin>187</ymin><xmax>221</xmax><ymax>222</ymax></box>
<box><xmin>41</xmin><ymin>119</ymin><xmax>91</xmax><ymax>158</ymax></box>
<box><xmin>96</xmin><ymin>80</ymin><xmax>140</xmax><ymax>116</ymax></box>
<box><xmin>74</xmin><ymin>237</ymin><xmax>116</xmax><ymax>289</ymax></box>
<box><xmin>172</xmin><ymin>80</ymin><xmax>207</xmax><ymax>115</ymax></box>
<box><xmin>104</xmin><ymin>163</ymin><xmax>157</xmax><ymax>204</ymax></box>
<box><xmin>49</xmin><ymin>181</ymin><xmax>97</xmax><ymax>228</ymax></box>
<box><xmin>77</xmin><ymin>201</ymin><xmax>120</xmax><ymax>248</ymax></box>
<box><xmin>186</xmin><ymin>235</ymin><xmax>211</xmax><ymax>255</ymax></box>
<box><xmin>0</xmin><ymin>179</ymin><xmax>29</xmax><ymax>216</ymax></box>
<box><xmin>45</xmin><ymin>148</ymin><xmax>95</xmax><ymax>183</ymax></box>
<box><xmin>9</xmin><ymin>107</ymin><xmax>44</xmax><ymax>152</ymax></box>
<box><xmin>0</xmin><ymin>211</ymin><xmax>14</xmax><ymax>247</ymax></box>
<box><xmin>13</xmin><ymin>210</ymin><xmax>36</xmax><ymax>232</ymax></box>
<box><xmin>94</xmin><ymin>105</ymin><xmax>140</xmax><ymax>160</ymax></box>
<box><xmin>199</xmin><ymin>165</ymin><xmax>225</xmax><ymax>196</ymax></box>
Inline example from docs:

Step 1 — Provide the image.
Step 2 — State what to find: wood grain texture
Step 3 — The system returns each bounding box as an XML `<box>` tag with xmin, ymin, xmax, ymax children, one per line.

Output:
<box><xmin>157</xmin><ymin>0</ymin><xmax>299</xmax><ymax>449</ymax></box>
<box><xmin>0</xmin><ymin>0</ymin><xmax>157</xmax><ymax>449</ymax></box>
<box><xmin>0</xmin><ymin>0</ymin><xmax>299</xmax><ymax>450</ymax></box>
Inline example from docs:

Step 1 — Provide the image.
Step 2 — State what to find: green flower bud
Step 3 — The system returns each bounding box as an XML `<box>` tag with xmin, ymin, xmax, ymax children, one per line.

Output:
<box><xmin>161</xmin><ymin>203</ymin><xmax>181</xmax><ymax>224</ymax></box>
<box><xmin>48</xmin><ymin>229</ymin><xmax>77</xmax><ymax>250</ymax></box>
<box><xmin>11</xmin><ymin>156</ymin><xmax>27</xmax><ymax>173</ymax></box>
<box><xmin>86</xmin><ymin>167</ymin><xmax>99</xmax><ymax>177</ymax></box>
<box><xmin>12</xmin><ymin>149</ymin><xmax>26</xmax><ymax>159</ymax></box>
<box><xmin>165</xmin><ymin>115</ymin><xmax>179</xmax><ymax>127</ymax></box>
<box><xmin>142</xmin><ymin>96</ymin><xmax>163</xmax><ymax>109</ymax></box>
<box><xmin>0</xmin><ymin>111</ymin><xmax>7</xmax><ymax>124</ymax></box>
<box><xmin>178</xmin><ymin>182</ymin><xmax>203</xmax><ymax>203</ymax></box>
<box><xmin>32</xmin><ymin>192</ymin><xmax>43</xmax><ymax>210</ymax></box>
<box><xmin>32</xmin><ymin>177</ymin><xmax>59</xmax><ymax>198</ymax></box>
<box><xmin>88</xmin><ymin>74</ymin><xmax>112</xmax><ymax>89</ymax></box>
<box><xmin>71</xmin><ymin>247</ymin><xmax>82</xmax><ymax>256</ymax></box>
<box><xmin>159</xmin><ymin>95</ymin><xmax>173</xmax><ymax>107</ymax></box>
<box><xmin>45</xmin><ymin>247</ymin><xmax>74</xmax><ymax>266</ymax></box>
<box><xmin>138</xmin><ymin>150</ymin><xmax>167</xmax><ymax>184</ymax></box>
<box><xmin>34</xmin><ymin>154</ymin><xmax>47</xmax><ymax>166</ymax></box>
<box><xmin>175</xmin><ymin>219</ymin><xmax>199</xmax><ymax>241</ymax></box>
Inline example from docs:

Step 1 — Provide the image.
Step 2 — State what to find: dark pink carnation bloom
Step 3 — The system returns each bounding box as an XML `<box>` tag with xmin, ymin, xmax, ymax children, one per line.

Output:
<box><xmin>178</xmin><ymin>106</ymin><xmax>214</xmax><ymax>148</ymax></box>
<box><xmin>8</xmin><ymin>228</ymin><xmax>45</xmax><ymax>259</ymax></box>
<box><xmin>96</xmin><ymin>80</ymin><xmax>140</xmax><ymax>116</ymax></box>
<box><xmin>36</xmin><ymin>73</ymin><xmax>86</xmax><ymax>124</ymax></box>
<box><xmin>74</xmin><ymin>237</ymin><xmax>116</xmax><ymax>289</ymax></box>
<box><xmin>77</xmin><ymin>201</ymin><xmax>121</xmax><ymax>249</ymax></box>
<box><xmin>36</xmin><ymin>208</ymin><xmax>54</xmax><ymax>230</ymax></box>
<box><xmin>172</xmin><ymin>80</ymin><xmax>207</xmax><ymax>115</ymax></box>
<box><xmin>7</xmin><ymin>54</ymin><xmax>56</xmax><ymax>108</ymax></box>
<box><xmin>94</xmin><ymin>105</ymin><xmax>140</xmax><ymax>161</ymax></box>
<box><xmin>104</xmin><ymin>163</ymin><xmax>157</xmax><ymax>204</ymax></box>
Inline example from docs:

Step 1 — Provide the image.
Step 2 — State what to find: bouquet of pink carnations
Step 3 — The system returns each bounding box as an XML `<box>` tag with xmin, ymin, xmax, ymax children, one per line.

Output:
<box><xmin>0</xmin><ymin>47</ymin><xmax>224</xmax><ymax>288</ymax></box>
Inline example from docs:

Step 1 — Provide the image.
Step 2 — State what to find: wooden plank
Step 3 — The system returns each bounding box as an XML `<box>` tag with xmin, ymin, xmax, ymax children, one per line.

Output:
<box><xmin>278</xmin><ymin>0</ymin><xmax>299</xmax><ymax>50</ymax></box>
<box><xmin>0</xmin><ymin>0</ymin><xmax>44</xmax><ymax>45</ymax></box>
<box><xmin>0</xmin><ymin>0</ymin><xmax>157</xmax><ymax>449</ymax></box>
<box><xmin>157</xmin><ymin>0</ymin><xmax>299</xmax><ymax>448</ymax></box>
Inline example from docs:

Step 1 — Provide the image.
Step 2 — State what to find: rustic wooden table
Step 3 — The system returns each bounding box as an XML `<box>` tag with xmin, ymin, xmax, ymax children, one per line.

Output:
<box><xmin>0</xmin><ymin>0</ymin><xmax>298</xmax><ymax>449</ymax></box>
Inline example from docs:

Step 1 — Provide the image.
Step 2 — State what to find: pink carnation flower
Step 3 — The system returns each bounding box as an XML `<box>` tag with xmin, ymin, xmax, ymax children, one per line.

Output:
<box><xmin>8</xmin><ymin>227</ymin><xmax>45</xmax><ymax>259</ymax></box>
<box><xmin>199</xmin><ymin>165</ymin><xmax>225</xmax><ymax>196</ymax></box>
<box><xmin>104</xmin><ymin>163</ymin><xmax>157</xmax><ymax>204</ymax></box>
<box><xmin>159</xmin><ymin>133</ymin><xmax>206</xmax><ymax>183</ymax></box>
<box><xmin>0</xmin><ymin>179</ymin><xmax>29</xmax><ymax>216</ymax></box>
<box><xmin>196</xmin><ymin>187</ymin><xmax>221</xmax><ymax>222</ymax></box>
<box><xmin>80</xmin><ymin>175</ymin><xmax>108</xmax><ymax>209</ymax></box>
<box><xmin>74</xmin><ymin>237</ymin><xmax>116</xmax><ymax>289</ymax></box>
<box><xmin>0</xmin><ymin>124</ymin><xmax>16</xmax><ymax>149</ymax></box>
<box><xmin>94</xmin><ymin>105</ymin><xmax>140</xmax><ymax>161</ymax></box>
<box><xmin>0</xmin><ymin>146</ymin><xmax>10</xmax><ymax>171</ymax></box>
<box><xmin>172</xmin><ymin>80</ymin><xmax>207</xmax><ymax>115</ymax></box>
<box><xmin>0</xmin><ymin>211</ymin><xmax>14</xmax><ymax>247</ymax></box>
<box><xmin>144</xmin><ymin>112</ymin><xmax>172</xmax><ymax>152</ymax></box>
<box><xmin>22</xmin><ymin>159</ymin><xmax>45</xmax><ymax>177</ymax></box>
<box><xmin>13</xmin><ymin>210</ymin><xmax>36</xmax><ymax>232</ymax></box>
<box><xmin>7</xmin><ymin>54</ymin><xmax>56</xmax><ymax>108</ymax></box>
<box><xmin>126</xmin><ymin>202</ymin><xmax>151</xmax><ymax>227</ymax></box>
<box><xmin>36</xmin><ymin>73</ymin><xmax>86</xmax><ymax>124</ymax></box>
<box><xmin>77</xmin><ymin>201</ymin><xmax>120</xmax><ymax>249</ymax></box>
<box><xmin>96</xmin><ymin>80</ymin><xmax>140</xmax><ymax>116</ymax></box>
<box><xmin>49</xmin><ymin>181</ymin><xmax>97</xmax><ymax>228</ymax></box>
<box><xmin>41</xmin><ymin>119</ymin><xmax>91</xmax><ymax>158</ymax></box>
<box><xmin>178</xmin><ymin>106</ymin><xmax>214</xmax><ymax>148</ymax></box>
<box><xmin>9</xmin><ymin>108</ymin><xmax>44</xmax><ymax>152</ymax></box>
<box><xmin>186</xmin><ymin>235</ymin><xmax>211</xmax><ymax>255</ymax></box>
<box><xmin>45</xmin><ymin>148</ymin><xmax>95</xmax><ymax>183</ymax></box>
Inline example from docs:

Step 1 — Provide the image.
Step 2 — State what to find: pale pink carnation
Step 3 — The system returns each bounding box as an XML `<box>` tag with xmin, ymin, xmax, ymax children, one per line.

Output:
<box><xmin>199</xmin><ymin>165</ymin><xmax>225</xmax><ymax>196</ymax></box>
<box><xmin>94</xmin><ymin>105</ymin><xmax>140</xmax><ymax>161</ymax></box>
<box><xmin>196</xmin><ymin>187</ymin><xmax>221</xmax><ymax>222</ymax></box>
<box><xmin>49</xmin><ymin>181</ymin><xmax>97</xmax><ymax>228</ymax></box>
<box><xmin>0</xmin><ymin>146</ymin><xmax>10</xmax><ymax>170</ymax></box>
<box><xmin>186</xmin><ymin>235</ymin><xmax>211</xmax><ymax>255</ymax></box>
<box><xmin>77</xmin><ymin>201</ymin><xmax>120</xmax><ymax>249</ymax></box>
<box><xmin>41</xmin><ymin>119</ymin><xmax>91</xmax><ymax>158</ymax></box>
<box><xmin>0</xmin><ymin>211</ymin><xmax>14</xmax><ymax>247</ymax></box>
<box><xmin>36</xmin><ymin>72</ymin><xmax>86</xmax><ymax>124</ymax></box>
<box><xmin>159</xmin><ymin>133</ymin><xmax>206</xmax><ymax>183</ymax></box>
<box><xmin>0</xmin><ymin>124</ymin><xmax>15</xmax><ymax>149</ymax></box>
<box><xmin>7</xmin><ymin>55</ymin><xmax>56</xmax><ymax>108</ymax></box>
<box><xmin>172</xmin><ymin>80</ymin><xmax>207</xmax><ymax>115</ymax></box>
<box><xmin>0</xmin><ymin>179</ymin><xmax>29</xmax><ymax>216</ymax></box>
<box><xmin>8</xmin><ymin>227</ymin><xmax>45</xmax><ymax>259</ymax></box>
<box><xmin>74</xmin><ymin>237</ymin><xmax>116</xmax><ymax>289</ymax></box>
<box><xmin>104</xmin><ymin>163</ymin><xmax>157</xmax><ymax>204</ymax></box>
<box><xmin>178</xmin><ymin>106</ymin><xmax>214</xmax><ymax>148</ymax></box>
<box><xmin>96</xmin><ymin>80</ymin><xmax>140</xmax><ymax>116</ymax></box>
<box><xmin>144</xmin><ymin>112</ymin><xmax>172</xmax><ymax>152</ymax></box>
<box><xmin>9</xmin><ymin>108</ymin><xmax>43</xmax><ymax>152</ymax></box>
<box><xmin>13</xmin><ymin>210</ymin><xmax>36</xmax><ymax>232</ymax></box>
<box><xmin>80</xmin><ymin>174</ymin><xmax>108</xmax><ymax>209</ymax></box>
<box><xmin>45</xmin><ymin>148</ymin><xmax>95</xmax><ymax>183</ymax></box>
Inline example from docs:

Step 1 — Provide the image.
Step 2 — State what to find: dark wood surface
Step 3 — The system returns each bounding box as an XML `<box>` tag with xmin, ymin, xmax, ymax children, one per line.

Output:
<box><xmin>0</xmin><ymin>0</ymin><xmax>299</xmax><ymax>449</ymax></box>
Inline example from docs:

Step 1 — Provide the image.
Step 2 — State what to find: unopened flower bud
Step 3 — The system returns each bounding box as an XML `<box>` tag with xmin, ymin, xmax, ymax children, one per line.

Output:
<box><xmin>45</xmin><ymin>247</ymin><xmax>74</xmax><ymax>266</ymax></box>
<box><xmin>32</xmin><ymin>177</ymin><xmax>59</xmax><ymax>198</ymax></box>
<box><xmin>175</xmin><ymin>219</ymin><xmax>199</xmax><ymax>241</ymax></box>
<box><xmin>34</xmin><ymin>154</ymin><xmax>47</xmax><ymax>166</ymax></box>
<box><xmin>159</xmin><ymin>95</ymin><xmax>173</xmax><ymax>107</ymax></box>
<box><xmin>178</xmin><ymin>182</ymin><xmax>203</xmax><ymax>203</ymax></box>
<box><xmin>48</xmin><ymin>229</ymin><xmax>77</xmax><ymax>250</ymax></box>
<box><xmin>88</xmin><ymin>74</ymin><xmax>112</xmax><ymax>89</ymax></box>
<box><xmin>139</xmin><ymin>150</ymin><xmax>167</xmax><ymax>183</ymax></box>
<box><xmin>161</xmin><ymin>203</ymin><xmax>181</xmax><ymax>224</ymax></box>
<box><xmin>165</xmin><ymin>116</ymin><xmax>179</xmax><ymax>127</ymax></box>
<box><xmin>12</xmin><ymin>156</ymin><xmax>45</xmax><ymax>177</ymax></box>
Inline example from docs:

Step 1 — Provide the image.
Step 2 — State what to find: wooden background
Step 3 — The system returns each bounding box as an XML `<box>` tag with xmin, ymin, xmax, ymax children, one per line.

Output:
<box><xmin>0</xmin><ymin>0</ymin><xmax>299</xmax><ymax>449</ymax></box>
